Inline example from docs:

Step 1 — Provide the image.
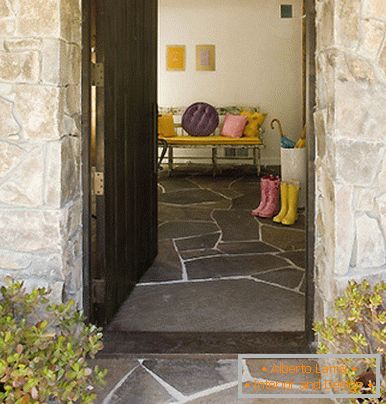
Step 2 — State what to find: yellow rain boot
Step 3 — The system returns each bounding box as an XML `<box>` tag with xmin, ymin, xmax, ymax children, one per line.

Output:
<box><xmin>273</xmin><ymin>182</ymin><xmax>289</xmax><ymax>223</ymax></box>
<box><xmin>282</xmin><ymin>182</ymin><xmax>300</xmax><ymax>226</ymax></box>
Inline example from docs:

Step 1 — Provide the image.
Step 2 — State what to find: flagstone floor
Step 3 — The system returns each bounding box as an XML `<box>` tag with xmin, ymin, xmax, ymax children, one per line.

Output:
<box><xmin>94</xmin><ymin>356</ymin><xmax>334</xmax><ymax>404</ymax></box>
<box><xmin>108</xmin><ymin>166</ymin><xmax>306</xmax><ymax>333</ymax></box>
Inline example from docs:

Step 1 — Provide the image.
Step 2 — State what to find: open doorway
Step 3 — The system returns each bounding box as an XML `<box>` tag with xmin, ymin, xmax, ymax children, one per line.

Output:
<box><xmin>85</xmin><ymin>0</ymin><xmax>316</xmax><ymax>353</ymax></box>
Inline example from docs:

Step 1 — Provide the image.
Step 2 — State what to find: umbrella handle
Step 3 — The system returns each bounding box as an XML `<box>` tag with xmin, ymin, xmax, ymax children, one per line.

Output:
<box><xmin>301</xmin><ymin>125</ymin><xmax>307</xmax><ymax>139</ymax></box>
<box><xmin>271</xmin><ymin>119</ymin><xmax>284</xmax><ymax>137</ymax></box>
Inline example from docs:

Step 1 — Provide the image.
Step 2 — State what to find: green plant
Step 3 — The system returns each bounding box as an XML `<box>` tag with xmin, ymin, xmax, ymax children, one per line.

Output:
<box><xmin>314</xmin><ymin>280</ymin><xmax>385</xmax><ymax>403</ymax></box>
<box><xmin>0</xmin><ymin>278</ymin><xmax>106</xmax><ymax>403</ymax></box>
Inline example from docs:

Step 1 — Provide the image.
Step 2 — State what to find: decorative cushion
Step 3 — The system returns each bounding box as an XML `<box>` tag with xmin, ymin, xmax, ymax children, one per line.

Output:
<box><xmin>221</xmin><ymin>114</ymin><xmax>248</xmax><ymax>138</ymax></box>
<box><xmin>158</xmin><ymin>114</ymin><xmax>176</xmax><ymax>138</ymax></box>
<box><xmin>240</xmin><ymin>111</ymin><xmax>267</xmax><ymax>138</ymax></box>
<box><xmin>181</xmin><ymin>102</ymin><xmax>219</xmax><ymax>136</ymax></box>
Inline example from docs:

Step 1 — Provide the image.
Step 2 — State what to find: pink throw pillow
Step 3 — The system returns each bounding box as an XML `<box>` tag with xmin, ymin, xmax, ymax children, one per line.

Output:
<box><xmin>221</xmin><ymin>114</ymin><xmax>248</xmax><ymax>138</ymax></box>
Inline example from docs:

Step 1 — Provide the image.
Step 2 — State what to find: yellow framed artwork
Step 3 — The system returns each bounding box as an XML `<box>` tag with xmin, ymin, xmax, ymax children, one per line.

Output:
<box><xmin>196</xmin><ymin>45</ymin><xmax>216</xmax><ymax>71</ymax></box>
<box><xmin>166</xmin><ymin>45</ymin><xmax>186</xmax><ymax>71</ymax></box>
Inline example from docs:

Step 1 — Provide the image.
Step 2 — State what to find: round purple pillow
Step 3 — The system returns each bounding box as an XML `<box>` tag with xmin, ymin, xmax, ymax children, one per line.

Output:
<box><xmin>181</xmin><ymin>102</ymin><xmax>219</xmax><ymax>137</ymax></box>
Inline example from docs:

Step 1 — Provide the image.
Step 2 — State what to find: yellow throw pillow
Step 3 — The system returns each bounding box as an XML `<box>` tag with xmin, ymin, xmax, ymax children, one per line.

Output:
<box><xmin>158</xmin><ymin>114</ymin><xmax>176</xmax><ymax>138</ymax></box>
<box><xmin>240</xmin><ymin>111</ymin><xmax>267</xmax><ymax>138</ymax></box>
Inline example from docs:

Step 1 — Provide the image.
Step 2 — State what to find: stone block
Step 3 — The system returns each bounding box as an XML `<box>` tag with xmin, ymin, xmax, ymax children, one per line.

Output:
<box><xmin>0</xmin><ymin>0</ymin><xmax>12</xmax><ymax>16</ymax></box>
<box><xmin>379</xmin><ymin>42</ymin><xmax>386</xmax><ymax>77</ymax></box>
<box><xmin>0</xmin><ymin>250</ymin><xmax>65</xmax><ymax>281</ymax></box>
<box><xmin>65</xmin><ymin>85</ymin><xmax>81</xmax><ymax>116</ymax></box>
<box><xmin>375</xmin><ymin>194</ymin><xmax>386</xmax><ymax>241</ymax></box>
<box><xmin>44</xmin><ymin>137</ymin><xmax>80</xmax><ymax>207</ymax></box>
<box><xmin>333</xmin><ymin>183</ymin><xmax>355</xmax><ymax>275</ymax></box>
<box><xmin>62</xmin><ymin>199</ymin><xmax>82</xmax><ymax>240</ymax></box>
<box><xmin>14</xmin><ymin>85</ymin><xmax>63</xmax><ymax>140</ymax></box>
<box><xmin>0</xmin><ymin>209</ymin><xmax>62</xmax><ymax>253</ymax></box>
<box><xmin>359</xmin><ymin>19</ymin><xmax>385</xmax><ymax>60</ymax></box>
<box><xmin>4</xmin><ymin>38</ymin><xmax>41</xmax><ymax>51</ymax></box>
<box><xmin>0</xmin><ymin>145</ymin><xmax>44</xmax><ymax>207</ymax></box>
<box><xmin>336</xmin><ymin>0</ymin><xmax>361</xmax><ymax>48</ymax></box>
<box><xmin>363</xmin><ymin>0</ymin><xmax>386</xmax><ymax>20</ymax></box>
<box><xmin>17</xmin><ymin>0</ymin><xmax>60</xmax><ymax>37</ymax></box>
<box><xmin>61</xmin><ymin>0</ymin><xmax>81</xmax><ymax>44</ymax></box>
<box><xmin>0</xmin><ymin>51</ymin><xmax>39</xmax><ymax>83</ymax></box>
<box><xmin>0</xmin><ymin>142</ymin><xmax>25</xmax><ymax>180</ymax></box>
<box><xmin>0</xmin><ymin>17</ymin><xmax>15</xmax><ymax>35</ymax></box>
<box><xmin>334</xmin><ymin>139</ymin><xmax>384</xmax><ymax>185</ymax></box>
<box><xmin>0</xmin><ymin>98</ymin><xmax>19</xmax><ymax>137</ymax></box>
<box><xmin>315</xmin><ymin>0</ymin><xmax>335</xmax><ymax>51</ymax></box>
<box><xmin>352</xmin><ymin>215</ymin><xmax>385</xmax><ymax>268</ymax></box>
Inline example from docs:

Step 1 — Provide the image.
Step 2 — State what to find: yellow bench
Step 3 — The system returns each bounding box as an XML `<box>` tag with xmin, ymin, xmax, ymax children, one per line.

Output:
<box><xmin>157</xmin><ymin>106</ymin><xmax>265</xmax><ymax>176</ymax></box>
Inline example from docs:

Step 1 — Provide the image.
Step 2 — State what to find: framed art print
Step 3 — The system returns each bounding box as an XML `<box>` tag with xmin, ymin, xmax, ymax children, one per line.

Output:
<box><xmin>166</xmin><ymin>45</ymin><xmax>186</xmax><ymax>71</ymax></box>
<box><xmin>196</xmin><ymin>45</ymin><xmax>216</xmax><ymax>71</ymax></box>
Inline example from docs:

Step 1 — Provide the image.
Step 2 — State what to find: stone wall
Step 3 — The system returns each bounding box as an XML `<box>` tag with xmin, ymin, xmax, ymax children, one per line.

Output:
<box><xmin>0</xmin><ymin>0</ymin><xmax>82</xmax><ymax>303</ymax></box>
<box><xmin>314</xmin><ymin>0</ymin><xmax>386</xmax><ymax>318</ymax></box>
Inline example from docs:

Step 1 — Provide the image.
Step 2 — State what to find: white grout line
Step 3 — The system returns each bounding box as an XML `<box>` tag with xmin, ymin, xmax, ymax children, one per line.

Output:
<box><xmin>172</xmin><ymin>231</ymin><xmax>221</xmax><ymax>242</ymax></box>
<box><xmin>172</xmin><ymin>239</ymin><xmax>188</xmax><ymax>281</ymax></box>
<box><xmin>141</xmin><ymin>364</ymin><xmax>187</xmax><ymax>402</ymax></box>
<box><xmin>182</xmin><ymin>251</ymin><xmax>294</xmax><ymax>263</ymax></box>
<box><xmin>249</xmin><ymin>277</ymin><xmax>305</xmax><ymax>296</ymax></box>
<box><xmin>102</xmin><ymin>364</ymin><xmax>140</xmax><ymax>404</ymax></box>
<box><xmin>295</xmin><ymin>272</ymin><xmax>306</xmax><ymax>292</ymax></box>
<box><xmin>276</xmin><ymin>255</ymin><xmax>305</xmax><ymax>272</ymax></box>
<box><xmin>180</xmin><ymin>380</ymin><xmax>239</xmax><ymax>403</ymax></box>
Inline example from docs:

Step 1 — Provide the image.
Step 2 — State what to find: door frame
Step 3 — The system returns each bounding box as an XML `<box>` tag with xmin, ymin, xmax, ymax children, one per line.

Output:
<box><xmin>81</xmin><ymin>0</ymin><xmax>317</xmax><ymax>349</ymax></box>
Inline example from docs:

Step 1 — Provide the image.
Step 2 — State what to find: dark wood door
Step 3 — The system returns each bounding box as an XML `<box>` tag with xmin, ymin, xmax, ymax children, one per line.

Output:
<box><xmin>92</xmin><ymin>0</ymin><xmax>158</xmax><ymax>324</ymax></box>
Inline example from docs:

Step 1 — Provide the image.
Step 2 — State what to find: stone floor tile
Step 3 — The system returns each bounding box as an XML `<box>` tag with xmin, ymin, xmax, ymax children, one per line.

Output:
<box><xmin>261</xmin><ymin>225</ymin><xmax>306</xmax><ymax>251</ymax></box>
<box><xmin>108</xmin><ymin>279</ymin><xmax>305</xmax><ymax>332</ymax></box>
<box><xmin>159</xmin><ymin>176</ymin><xmax>199</xmax><ymax>192</ymax></box>
<box><xmin>278</xmin><ymin>250</ymin><xmax>306</xmax><ymax>268</ymax></box>
<box><xmin>231</xmin><ymin>191</ymin><xmax>261</xmax><ymax>211</ymax></box>
<box><xmin>175</xmin><ymin>232</ymin><xmax>221</xmax><ymax>251</ymax></box>
<box><xmin>189</xmin><ymin>386</ymin><xmax>333</xmax><ymax>403</ymax></box>
<box><xmin>159</xmin><ymin>189</ymin><xmax>228</xmax><ymax>206</ymax></box>
<box><xmin>159</xmin><ymin>221</ymin><xmax>219</xmax><ymax>241</ymax></box>
<box><xmin>142</xmin><ymin>359</ymin><xmax>237</xmax><ymax>396</ymax></box>
<box><xmin>159</xmin><ymin>204</ymin><xmax>214</xmax><ymax>223</ymax></box>
<box><xmin>257</xmin><ymin>213</ymin><xmax>305</xmax><ymax>230</ymax></box>
<box><xmin>107</xmin><ymin>365</ymin><xmax>175</xmax><ymax>403</ymax></box>
<box><xmin>186</xmin><ymin>254</ymin><xmax>288</xmax><ymax>279</ymax></box>
<box><xmin>252</xmin><ymin>267</ymin><xmax>304</xmax><ymax>289</ymax></box>
<box><xmin>139</xmin><ymin>239</ymin><xmax>182</xmax><ymax>283</ymax></box>
<box><xmin>212</xmin><ymin>210</ymin><xmax>260</xmax><ymax>241</ymax></box>
<box><xmin>217</xmin><ymin>241</ymin><xmax>279</xmax><ymax>255</ymax></box>
<box><xmin>92</xmin><ymin>358</ymin><xmax>138</xmax><ymax>404</ymax></box>
<box><xmin>180</xmin><ymin>248</ymin><xmax>222</xmax><ymax>260</ymax></box>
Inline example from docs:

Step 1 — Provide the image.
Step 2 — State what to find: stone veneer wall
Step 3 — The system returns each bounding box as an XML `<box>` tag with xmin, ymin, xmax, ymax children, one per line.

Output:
<box><xmin>0</xmin><ymin>0</ymin><xmax>82</xmax><ymax>303</ymax></box>
<box><xmin>314</xmin><ymin>0</ymin><xmax>386</xmax><ymax>319</ymax></box>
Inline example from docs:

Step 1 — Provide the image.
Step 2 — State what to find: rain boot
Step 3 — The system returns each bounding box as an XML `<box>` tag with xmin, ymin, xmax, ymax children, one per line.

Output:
<box><xmin>258</xmin><ymin>176</ymin><xmax>280</xmax><ymax>218</ymax></box>
<box><xmin>273</xmin><ymin>182</ymin><xmax>289</xmax><ymax>223</ymax></box>
<box><xmin>251</xmin><ymin>176</ymin><xmax>270</xmax><ymax>217</ymax></box>
<box><xmin>282</xmin><ymin>181</ymin><xmax>300</xmax><ymax>225</ymax></box>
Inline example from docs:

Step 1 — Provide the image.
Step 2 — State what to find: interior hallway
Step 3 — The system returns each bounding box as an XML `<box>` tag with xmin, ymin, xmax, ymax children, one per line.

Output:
<box><xmin>108</xmin><ymin>166</ymin><xmax>306</xmax><ymax>334</ymax></box>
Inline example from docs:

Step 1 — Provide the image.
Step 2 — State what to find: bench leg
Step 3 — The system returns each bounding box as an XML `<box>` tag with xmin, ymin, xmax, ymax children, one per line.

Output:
<box><xmin>212</xmin><ymin>148</ymin><xmax>217</xmax><ymax>177</ymax></box>
<box><xmin>254</xmin><ymin>147</ymin><xmax>261</xmax><ymax>177</ymax></box>
<box><xmin>168</xmin><ymin>146</ymin><xmax>174</xmax><ymax>176</ymax></box>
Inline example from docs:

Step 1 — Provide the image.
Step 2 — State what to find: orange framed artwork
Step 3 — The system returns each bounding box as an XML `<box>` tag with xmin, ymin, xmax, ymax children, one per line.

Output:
<box><xmin>166</xmin><ymin>45</ymin><xmax>186</xmax><ymax>71</ymax></box>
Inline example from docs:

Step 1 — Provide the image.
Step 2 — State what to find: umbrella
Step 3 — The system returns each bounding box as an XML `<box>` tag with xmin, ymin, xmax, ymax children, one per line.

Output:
<box><xmin>271</xmin><ymin>119</ymin><xmax>295</xmax><ymax>148</ymax></box>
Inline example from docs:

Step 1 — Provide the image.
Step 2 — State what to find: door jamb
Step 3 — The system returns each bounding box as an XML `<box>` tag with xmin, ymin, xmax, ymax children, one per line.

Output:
<box><xmin>81</xmin><ymin>0</ymin><xmax>318</xmax><ymax>346</ymax></box>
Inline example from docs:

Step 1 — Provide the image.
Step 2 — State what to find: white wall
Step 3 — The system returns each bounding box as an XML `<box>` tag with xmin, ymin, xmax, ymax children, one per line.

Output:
<box><xmin>158</xmin><ymin>0</ymin><xmax>303</xmax><ymax>165</ymax></box>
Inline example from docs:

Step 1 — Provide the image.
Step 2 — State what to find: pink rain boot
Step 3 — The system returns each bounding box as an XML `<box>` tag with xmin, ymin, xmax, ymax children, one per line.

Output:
<box><xmin>251</xmin><ymin>176</ymin><xmax>270</xmax><ymax>217</ymax></box>
<box><xmin>258</xmin><ymin>176</ymin><xmax>281</xmax><ymax>218</ymax></box>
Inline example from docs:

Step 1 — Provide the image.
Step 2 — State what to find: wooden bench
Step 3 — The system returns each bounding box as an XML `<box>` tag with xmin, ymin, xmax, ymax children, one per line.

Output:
<box><xmin>158</xmin><ymin>106</ymin><xmax>265</xmax><ymax>176</ymax></box>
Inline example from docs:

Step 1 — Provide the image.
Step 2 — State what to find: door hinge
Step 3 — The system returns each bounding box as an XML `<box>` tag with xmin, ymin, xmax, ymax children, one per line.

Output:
<box><xmin>91</xmin><ymin>62</ymin><xmax>104</xmax><ymax>87</ymax></box>
<box><xmin>92</xmin><ymin>280</ymin><xmax>105</xmax><ymax>304</ymax></box>
<box><xmin>92</xmin><ymin>169</ymin><xmax>104</xmax><ymax>196</ymax></box>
